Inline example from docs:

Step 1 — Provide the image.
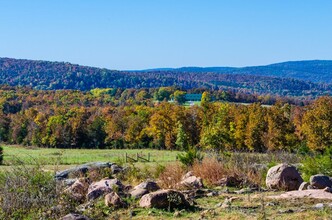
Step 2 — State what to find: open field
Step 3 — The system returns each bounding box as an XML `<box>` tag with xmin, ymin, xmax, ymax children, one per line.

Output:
<box><xmin>1</xmin><ymin>145</ymin><xmax>180</xmax><ymax>169</ymax></box>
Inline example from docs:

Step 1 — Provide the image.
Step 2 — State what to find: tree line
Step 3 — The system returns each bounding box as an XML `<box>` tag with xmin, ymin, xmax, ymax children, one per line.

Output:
<box><xmin>0</xmin><ymin>85</ymin><xmax>330</xmax><ymax>152</ymax></box>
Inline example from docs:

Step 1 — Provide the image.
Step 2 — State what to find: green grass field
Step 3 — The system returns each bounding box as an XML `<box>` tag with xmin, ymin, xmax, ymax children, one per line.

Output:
<box><xmin>1</xmin><ymin>145</ymin><xmax>180</xmax><ymax>168</ymax></box>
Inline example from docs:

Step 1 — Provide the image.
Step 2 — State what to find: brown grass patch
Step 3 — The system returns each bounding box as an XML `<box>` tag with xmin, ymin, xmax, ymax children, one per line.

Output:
<box><xmin>192</xmin><ymin>157</ymin><xmax>228</xmax><ymax>186</ymax></box>
<box><xmin>157</xmin><ymin>162</ymin><xmax>185</xmax><ymax>189</ymax></box>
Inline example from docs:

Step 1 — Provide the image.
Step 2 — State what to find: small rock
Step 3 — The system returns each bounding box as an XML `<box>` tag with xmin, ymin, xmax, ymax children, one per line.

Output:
<box><xmin>313</xmin><ymin>203</ymin><xmax>325</xmax><ymax>210</ymax></box>
<box><xmin>217</xmin><ymin>176</ymin><xmax>242</xmax><ymax>187</ymax></box>
<box><xmin>182</xmin><ymin>171</ymin><xmax>194</xmax><ymax>180</ymax></box>
<box><xmin>266</xmin><ymin>202</ymin><xmax>276</xmax><ymax>207</ymax></box>
<box><xmin>221</xmin><ymin>198</ymin><xmax>232</xmax><ymax>209</ymax></box>
<box><xmin>63</xmin><ymin>178</ymin><xmax>78</xmax><ymax>187</ymax></box>
<box><xmin>298</xmin><ymin>182</ymin><xmax>310</xmax><ymax>191</ymax></box>
<box><xmin>111</xmin><ymin>164</ymin><xmax>123</xmax><ymax>174</ymax></box>
<box><xmin>310</xmin><ymin>174</ymin><xmax>332</xmax><ymax>189</ymax></box>
<box><xmin>307</xmin><ymin>185</ymin><xmax>314</xmax><ymax>189</ymax></box>
<box><xmin>215</xmin><ymin>202</ymin><xmax>223</xmax><ymax>208</ymax></box>
<box><xmin>200</xmin><ymin>209</ymin><xmax>215</xmax><ymax>218</ymax></box>
<box><xmin>278</xmin><ymin>209</ymin><xmax>294</xmax><ymax>214</ymax></box>
<box><xmin>206</xmin><ymin>191</ymin><xmax>218</xmax><ymax>197</ymax></box>
<box><xmin>323</xmin><ymin>187</ymin><xmax>332</xmax><ymax>193</ymax></box>
<box><xmin>180</xmin><ymin>176</ymin><xmax>204</xmax><ymax>189</ymax></box>
<box><xmin>87</xmin><ymin>178</ymin><xmax>123</xmax><ymax>200</ymax></box>
<box><xmin>235</xmin><ymin>188</ymin><xmax>253</xmax><ymax>194</ymax></box>
<box><xmin>64</xmin><ymin>178</ymin><xmax>89</xmax><ymax>202</ymax></box>
<box><xmin>173</xmin><ymin>211</ymin><xmax>181</xmax><ymax>217</ymax></box>
<box><xmin>105</xmin><ymin>192</ymin><xmax>126</xmax><ymax>208</ymax></box>
<box><xmin>61</xmin><ymin>213</ymin><xmax>91</xmax><ymax>220</ymax></box>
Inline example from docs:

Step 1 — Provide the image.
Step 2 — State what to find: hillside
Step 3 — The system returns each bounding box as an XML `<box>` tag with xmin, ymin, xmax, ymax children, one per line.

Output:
<box><xmin>0</xmin><ymin>58</ymin><xmax>332</xmax><ymax>97</ymax></box>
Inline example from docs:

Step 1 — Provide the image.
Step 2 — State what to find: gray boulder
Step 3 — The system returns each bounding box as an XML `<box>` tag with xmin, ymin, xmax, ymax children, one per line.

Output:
<box><xmin>130</xmin><ymin>188</ymin><xmax>149</xmax><ymax>199</ymax></box>
<box><xmin>180</xmin><ymin>176</ymin><xmax>204</xmax><ymax>189</ymax></box>
<box><xmin>130</xmin><ymin>181</ymin><xmax>160</xmax><ymax>199</ymax></box>
<box><xmin>134</xmin><ymin>181</ymin><xmax>160</xmax><ymax>192</ymax></box>
<box><xmin>266</xmin><ymin>164</ymin><xmax>303</xmax><ymax>191</ymax></box>
<box><xmin>310</xmin><ymin>174</ymin><xmax>332</xmax><ymax>189</ymax></box>
<box><xmin>56</xmin><ymin>162</ymin><xmax>117</xmax><ymax>180</ymax></box>
<box><xmin>87</xmin><ymin>178</ymin><xmax>123</xmax><ymax>200</ymax></box>
<box><xmin>139</xmin><ymin>189</ymin><xmax>190</xmax><ymax>209</ymax></box>
<box><xmin>105</xmin><ymin>192</ymin><xmax>126</xmax><ymax>208</ymax></box>
<box><xmin>64</xmin><ymin>178</ymin><xmax>89</xmax><ymax>202</ymax></box>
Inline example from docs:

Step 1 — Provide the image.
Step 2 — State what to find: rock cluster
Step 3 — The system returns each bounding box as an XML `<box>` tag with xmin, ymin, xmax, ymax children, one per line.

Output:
<box><xmin>59</xmin><ymin>162</ymin><xmax>332</xmax><ymax>219</ymax></box>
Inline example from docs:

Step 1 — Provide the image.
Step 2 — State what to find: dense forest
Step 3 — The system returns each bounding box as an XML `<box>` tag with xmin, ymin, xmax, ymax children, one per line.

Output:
<box><xmin>0</xmin><ymin>85</ymin><xmax>331</xmax><ymax>153</ymax></box>
<box><xmin>145</xmin><ymin>60</ymin><xmax>332</xmax><ymax>83</ymax></box>
<box><xmin>1</xmin><ymin>58</ymin><xmax>332</xmax><ymax>97</ymax></box>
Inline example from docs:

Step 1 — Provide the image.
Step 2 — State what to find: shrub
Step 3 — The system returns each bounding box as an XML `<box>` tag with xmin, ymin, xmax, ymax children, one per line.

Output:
<box><xmin>177</xmin><ymin>147</ymin><xmax>203</xmax><ymax>167</ymax></box>
<box><xmin>300</xmin><ymin>150</ymin><xmax>332</xmax><ymax>181</ymax></box>
<box><xmin>0</xmin><ymin>159</ymin><xmax>66</xmax><ymax>219</ymax></box>
<box><xmin>192</xmin><ymin>157</ymin><xmax>228</xmax><ymax>186</ymax></box>
<box><xmin>116</xmin><ymin>163</ymin><xmax>155</xmax><ymax>186</ymax></box>
<box><xmin>158</xmin><ymin>162</ymin><xmax>185</xmax><ymax>189</ymax></box>
<box><xmin>192</xmin><ymin>155</ymin><xmax>264</xmax><ymax>188</ymax></box>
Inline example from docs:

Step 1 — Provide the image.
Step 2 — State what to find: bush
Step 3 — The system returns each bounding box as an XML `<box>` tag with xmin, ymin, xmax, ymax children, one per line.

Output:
<box><xmin>192</xmin><ymin>155</ymin><xmax>264</xmax><ymax>188</ymax></box>
<box><xmin>177</xmin><ymin>147</ymin><xmax>203</xmax><ymax>167</ymax></box>
<box><xmin>0</xmin><ymin>159</ymin><xmax>68</xmax><ymax>219</ymax></box>
<box><xmin>192</xmin><ymin>157</ymin><xmax>228</xmax><ymax>186</ymax></box>
<box><xmin>158</xmin><ymin>162</ymin><xmax>185</xmax><ymax>189</ymax></box>
<box><xmin>300</xmin><ymin>150</ymin><xmax>332</xmax><ymax>181</ymax></box>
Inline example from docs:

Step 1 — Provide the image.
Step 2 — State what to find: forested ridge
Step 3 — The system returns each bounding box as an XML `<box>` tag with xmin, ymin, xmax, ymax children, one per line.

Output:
<box><xmin>1</xmin><ymin>57</ymin><xmax>332</xmax><ymax>97</ymax></box>
<box><xmin>144</xmin><ymin>60</ymin><xmax>332</xmax><ymax>83</ymax></box>
<box><xmin>0</xmin><ymin>85</ymin><xmax>331</xmax><ymax>153</ymax></box>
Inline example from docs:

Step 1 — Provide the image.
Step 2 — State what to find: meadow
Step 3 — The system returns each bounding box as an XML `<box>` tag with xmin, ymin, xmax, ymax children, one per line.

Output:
<box><xmin>1</xmin><ymin>145</ymin><xmax>180</xmax><ymax>171</ymax></box>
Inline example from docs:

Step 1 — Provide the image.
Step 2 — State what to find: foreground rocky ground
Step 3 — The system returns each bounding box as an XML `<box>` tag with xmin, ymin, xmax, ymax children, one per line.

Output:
<box><xmin>55</xmin><ymin>162</ymin><xmax>332</xmax><ymax>220</ymax></box>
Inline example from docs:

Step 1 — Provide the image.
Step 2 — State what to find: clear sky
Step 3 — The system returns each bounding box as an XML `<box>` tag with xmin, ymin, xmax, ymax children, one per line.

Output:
<box><xmin>1</xmin><ymin>0</ymin><xmax>332</xmax><ymax>70</ymax></box>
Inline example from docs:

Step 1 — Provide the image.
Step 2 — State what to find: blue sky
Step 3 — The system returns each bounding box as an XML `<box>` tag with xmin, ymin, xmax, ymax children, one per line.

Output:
<box><xmin>1</xmin><ymin>0</ymin><xmax>332</xmax><ymax>70</ymax></box>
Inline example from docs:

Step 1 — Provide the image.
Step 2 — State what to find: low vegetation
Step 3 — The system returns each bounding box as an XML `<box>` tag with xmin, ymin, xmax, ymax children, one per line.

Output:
<box><xmin>0</xmin><ymin>149</ymin><xmax>331</xmax><ymax>219</ymax></box>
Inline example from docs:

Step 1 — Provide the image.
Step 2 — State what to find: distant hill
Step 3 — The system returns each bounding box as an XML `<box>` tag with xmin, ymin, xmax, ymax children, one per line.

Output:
<box><xmin>0</xmin><ymin>57</ymin><xmax>331</xmax><ymax>97</ymax></box>
<box><xmin>142</xmin><ymin>60</ymin><xmax>332</xmax><ymax>83</ymax></box>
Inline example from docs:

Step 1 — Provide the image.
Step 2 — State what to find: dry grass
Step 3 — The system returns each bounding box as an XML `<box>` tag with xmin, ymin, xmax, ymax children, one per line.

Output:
<box><xmin>192</xmin><ymin>156</ymin><xmax>263</xmax><ymax>188</ymax></box>
<box><xmin>192</xmin><ymin>157</ymin><xmax>229</xmax><ymax>186</ymax></box>
<box><xmin>157</xmin><ymin>162</ymin><xmax>186</xmax><ymax>189</ymax></box>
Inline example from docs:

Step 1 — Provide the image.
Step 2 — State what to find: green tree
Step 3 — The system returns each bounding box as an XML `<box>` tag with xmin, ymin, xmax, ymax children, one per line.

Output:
<box><xmin>173</xmin><ymin>90</ymin><xmax>186</xmax><ymax>104</ymax></box>
<box><xmin>175</xmin><ymin>122</ymin><xmax>189</xmax><ymax>150</ymax></box>
<box><xmin>154</xmin><ymin>87</ymin><xmax>172</xmax><ymax>101</ymax></box>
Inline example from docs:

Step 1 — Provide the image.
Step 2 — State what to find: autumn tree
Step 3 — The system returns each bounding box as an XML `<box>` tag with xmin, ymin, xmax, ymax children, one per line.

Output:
<box><xmin>265</xmin><ymin>103</ymin><xmax>298</xmax><ymax>151</ymax></box>
<box><xmin>302</xmin><ymin>96</ymin><xmax>332</xmax><ymax>151</ymax></box>
<box><xmin>244</xmin><ymin>103</ymin><xmax>267</xmax><ymax>152</ymax></box>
